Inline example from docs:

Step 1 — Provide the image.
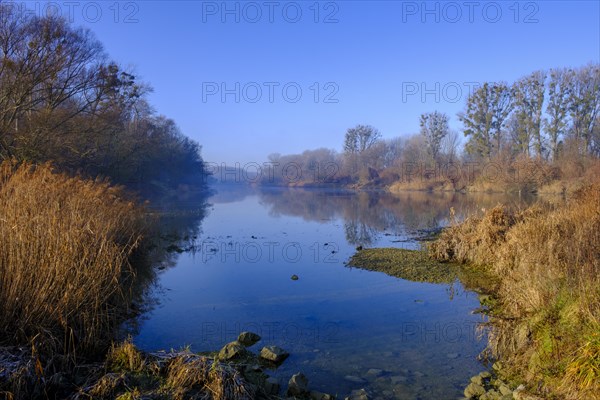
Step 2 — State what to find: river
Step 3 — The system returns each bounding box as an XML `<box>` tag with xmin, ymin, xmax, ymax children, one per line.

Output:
<box><xmin>132</xmin><ymin>186</ymin><xmax>534</xmax><ymax>399</ymax></box>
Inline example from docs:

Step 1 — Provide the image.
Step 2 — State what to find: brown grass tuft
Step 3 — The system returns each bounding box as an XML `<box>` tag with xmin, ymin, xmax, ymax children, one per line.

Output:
<box><xmin>107</xmin><ymin>340</ymin><xmax>146</xmax><ymax>373</ymax></box>
<box><xmin>429</xmin><ymin>204</ymin><xmax>520</xmax><ymax>266</ymax></box>
<box><xmin>165</xmin><ymin>354</ymin><xmax>254</xmax><ymax>400</ymax></box>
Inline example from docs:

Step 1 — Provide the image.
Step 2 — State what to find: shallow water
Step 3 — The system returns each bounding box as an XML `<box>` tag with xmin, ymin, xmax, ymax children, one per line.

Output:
<box><xmin>133</xmin><ymin>187</ymin><xmax>533</xmax><ymax>399</ymax></box>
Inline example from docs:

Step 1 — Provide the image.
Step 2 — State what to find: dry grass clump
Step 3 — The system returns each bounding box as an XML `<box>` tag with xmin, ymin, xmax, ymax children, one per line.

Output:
<box><xmin>563</xmin><ymin>330</ymin><xmax>600</xmax><ymax>397</ymax></box>
<box><xmin>86</xmin><ymin>372</ymin><xmax>130</xmax><ymax>399</ymax></box>
<box><xmin>429</xmin><ymin>204</ymin><xmax>522</xmax><ymax>266</ymax></box>
<box><xmin>165</xmin><ymin>354</ymin><xmax>254</xmax><ymax>400</ymax></box>
<box><xmin>429</xmin><ymin>182</ymin><xmax>600</xmax><ymax>399</ymax></box>
<box><xmin>107</xmin><ymin>340</ymin><xmax>147</xmax><ymax>373</ymax></box>
<box><xmin>71</xmin><ymin>344</ymin><xmax>257</xmax><ymax>400</ymax></box>
<box><xmin>0</xmin><ymin>160</ymin><xmax>146</xmax><ymax>358</ymax></box>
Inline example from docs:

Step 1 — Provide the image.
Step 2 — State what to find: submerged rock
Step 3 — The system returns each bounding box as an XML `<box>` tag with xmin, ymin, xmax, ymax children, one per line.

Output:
<box><xmin>390</xmin><ymin>375</ymin><xmax>407</xmax><ymax>384</ymax></box>
<box><xmin>463</xmin><ymin>369</ymin><xmax>519</xmax><ymax>400</ymax></box>
<box><xmin>310</xmin><ymin>390</ymin><xmax>335</xmax><ymax>400</ymax></box>
<box><xmin>238</xmin><ymin>331</ymin><xmax>261</xmax><ymax>347</ymax></box>
<box><xmin>345</xmin><ymin>388</ymin><xmax>370</xmax><ymax>400</ymax></box>
<box><xmin>287</xmin><ymin>373</ymin><xmax>309</xmax><ymax>397</ymax></box>
<box><xmin>264</xmin><ymin>376</ymin><xmax>280</xmax><ymax>395</ymax></box>
<box><xmin>364</xmin><ymin>368</ymin><xmax>384</xmax><ymax>378</ymax></box>
<box><xmin>344</xmin><ymin>375</ymin><xmax>366</xmax><ymax>384</ymax></box>
<box><xmin>247</xmin><ymin>364</ymin><xmax>262</xmax><ymax>372</ymax></box>
<box><xmin>259</xmin><ymin>346</ymin><xmax>289</xmax><ymax>363</ymax></box>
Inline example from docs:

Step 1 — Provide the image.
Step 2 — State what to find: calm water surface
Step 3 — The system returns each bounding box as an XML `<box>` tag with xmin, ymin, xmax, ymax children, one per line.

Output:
<box><xmin>133</xmin><ymin>187</ymin><xmax>533</xmax><ymax>399</ymax></box>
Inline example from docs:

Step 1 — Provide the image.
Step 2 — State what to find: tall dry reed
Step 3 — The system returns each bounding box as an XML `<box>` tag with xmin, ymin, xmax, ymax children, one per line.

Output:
<box><xmin>0</xmin><ymin>160</ymin><xmax>146</xmax><ymax>358</ymax></box>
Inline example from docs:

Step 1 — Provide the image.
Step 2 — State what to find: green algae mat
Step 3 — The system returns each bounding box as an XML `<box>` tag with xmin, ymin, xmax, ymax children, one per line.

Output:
<box><xmin>347</xmin><ymin>248</ymin><xmax>459</xmax><ymax>284</ymax></box>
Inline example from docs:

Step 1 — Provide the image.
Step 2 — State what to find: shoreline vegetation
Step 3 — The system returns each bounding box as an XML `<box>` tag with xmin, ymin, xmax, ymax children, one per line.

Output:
<box><xmin>349</xmin><ymin>180</ymin><xmax>600</xmax><ymax>400</ymax></box>
<box><xmin>244</xmin><ymin>157</ymin><xmax>600</xmax><ymax>197</ymax></box>
<box><xmin>429</xmin><ymin>182</ymin><xmax>600</xmax><ymax>400</ymax></box>
<box><xmin>215</xmin><ymin>155</ymin><xmax>600</xmax><ymax>196</ymax></box>
<box><xmin>0</xmin><ymin>161</ymin><xmax>146</xmax><ymax>356</ymax></box>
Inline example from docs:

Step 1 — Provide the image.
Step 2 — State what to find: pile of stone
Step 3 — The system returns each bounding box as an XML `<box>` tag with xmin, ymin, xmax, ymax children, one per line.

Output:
<box><xmin>218</xmin><ymin>332</ymin><xmax>337</xmax><ymax>399</ymax></box>
<box><xmin>462</xmin><ymin>363</ymin><xmax>541</xmax><ymax>400</ymax></box>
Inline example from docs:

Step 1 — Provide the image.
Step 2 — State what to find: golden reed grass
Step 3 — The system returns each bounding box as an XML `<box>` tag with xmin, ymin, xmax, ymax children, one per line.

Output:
<box><xmin>430</xmin><ymin>182</ymin><xmax>600</xmax><ymax>399</ymax></box>
<box><xmin>0</xmin><ymin>160</ymin><xmax>146</xmax><ymax>359</ymax></box>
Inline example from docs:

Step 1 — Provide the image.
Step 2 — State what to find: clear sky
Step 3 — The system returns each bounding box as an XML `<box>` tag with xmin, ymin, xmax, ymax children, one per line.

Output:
<box><xmin>23</xmin><ymin>1</ymin><xmax>600</xmax><ymax>164</ymax></box>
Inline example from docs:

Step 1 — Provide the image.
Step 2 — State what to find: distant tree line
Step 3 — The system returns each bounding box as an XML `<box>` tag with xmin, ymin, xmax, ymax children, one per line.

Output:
<box><xmin>260</xmin><ymin>63</ymin><xmax>599</xmax><ymax>189</ymax></box>
<box><xmin>0</xmin><ymin>5</ymin><xmax>207</xmax><ymax>194</ymax></box>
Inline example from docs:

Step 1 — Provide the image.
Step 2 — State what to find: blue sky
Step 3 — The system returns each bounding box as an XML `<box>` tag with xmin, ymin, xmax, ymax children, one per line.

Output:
<box><xmin>25</xmin><ymin>1</ymin><xmax>600</xmax><ymax>164</ymax></box>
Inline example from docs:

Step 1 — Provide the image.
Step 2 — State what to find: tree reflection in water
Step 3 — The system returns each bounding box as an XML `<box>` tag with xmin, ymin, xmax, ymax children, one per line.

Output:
<box><xmin>123</xmin><ymin>190</ymin><xmax>212</xmax><ymax>338</ymax></box>
<box><xmin>257</xmin><ymin>187</ymin><xmax>535</xmax><ymax>246</ymax></box>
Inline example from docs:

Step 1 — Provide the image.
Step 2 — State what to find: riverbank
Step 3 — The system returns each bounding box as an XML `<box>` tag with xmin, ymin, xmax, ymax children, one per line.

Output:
<box><xmin>253</xmin><ymin>172</ymin><xmax>595</xmax><ymax>196</ymax></box>
<box><xmin>349</xmin><ymin>181</ymin><xmax>600</xmax><ymax>399</ymax></box>
<box><xmin>262</xmin><ymin>157</ymin><xmax>600</xmax><ymax>196</ymax></box>
<box><xmin>388</xmin><ymin>174</ymin><xmax>595</xmax><ymax>196</ymax></box>
<box><xmin>427</xmin><ymin>182</ymin><xmax>600</xmax><ymax>399</ymax></box>
<box><xmin>0</xmin><ymin>334</ymin><xmax>339</xmax><ymax>400</ymax></box>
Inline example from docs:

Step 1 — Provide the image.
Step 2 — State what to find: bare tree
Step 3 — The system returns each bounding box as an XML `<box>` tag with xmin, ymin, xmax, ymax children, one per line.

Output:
<box><xmin>567</xmin><ymin>63</ymin><xmax>600</xmax><ymax>155</ymax></box>
<box><xmin>0</xmin><ymin>9</ymin><xmax>107</xmax><ymax>159</ymax></box>
<box><xmin>344</xmin><ymin>124</ymin><xmax>382</xmax><ymax>154</ymax></box>
<box><xmin>420</xmin><ymin>111</ymin><xmax>449</xmax><ymax>161</ymax></box>
<box><xmin>513</xmin><ymin>71</ymin><xmax>546</xmax><ymax>157</ymax></box>
<box><xmin>0</xmin><ymin>6</ymin><xmax>208</xmax><ymax>191</ymax></box>
<box><xmin>544</xmin><ymin>68</ymin><xmax>571</xmax><ymax>161</ymax></box>
<box><xmin>440</xmin><ymin>129</ymin><xmax>460</xmax><ymax>163</ymax></box>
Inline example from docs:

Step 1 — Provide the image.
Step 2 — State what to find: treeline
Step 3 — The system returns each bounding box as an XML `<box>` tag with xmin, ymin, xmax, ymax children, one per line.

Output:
<box><xmin>260</xmin><ymin>63</ymin><xmax>600</xmax><ymax>192</ymax></box>
<box><xmin>0</xmin><ymin>5</ymin><xmax>207</xmax><ymax>194</ymax></box>
<box><xmin>460</xmin><ymin>64</ymin><xmax>599</xmax><ymax>160</ymax></box>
